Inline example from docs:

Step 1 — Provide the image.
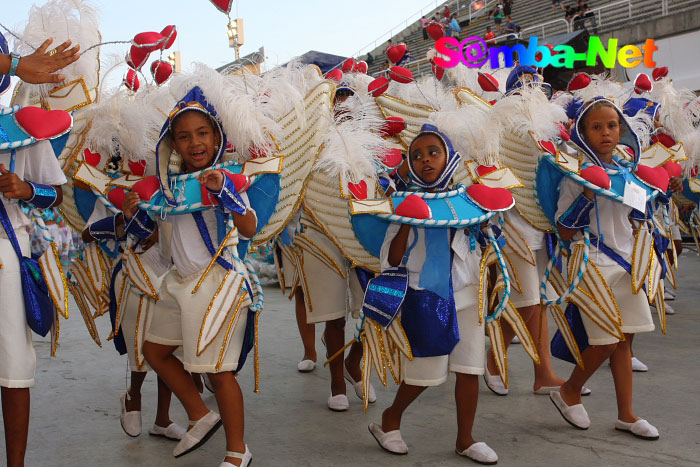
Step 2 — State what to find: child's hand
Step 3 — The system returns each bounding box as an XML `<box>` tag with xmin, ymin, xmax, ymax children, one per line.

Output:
<box><xmin>198</xmin><ymin>169</ymin><xmax>224</xmax><ymax>193</ymax></box>
<box><xmin>0</xmin><ymin>164</ymin><xmax>33</xmax><ymax>200</ymax></box>
<box><xmin>122</xmin><ymin>192</ymin><xmax>142</xmax><ymax>220</ymax></box>
<box><xmin>583</xmin><ymin>187</ymin><xmax>594</xmax><ymax>200</ymax></box>
<box><xmin>668</xmin><ymin>176</ymin><xmax>683</xmax><ymax>193</ymax></box>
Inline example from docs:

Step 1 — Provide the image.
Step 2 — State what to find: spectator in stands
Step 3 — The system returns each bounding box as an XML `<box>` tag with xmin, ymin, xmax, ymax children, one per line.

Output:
<box><xmin>489</xmin><ymin>3</ymin><xmax>505</xmax><ymax>34</ymax></box>
<box><xmin>421</xmin><ymin>16</ymin><xmax>428</xmax><ymax>40</ymax></box>
<box><xmin>449</xmin><ymin>14</ymin><xmax>461</xmax><ymax>38</ymax></box>
<box><xmin>484</xmin><ymin>26</ymin><xmax>496</xmax><ymax>45</ymax></box>
<box><xmin>565</xmin><ymin>4</ymin><xmax>577</xmax><ymax>22</ymax></box>
<box><xmin>505</xmin><ymin>16</ymin><xmax>519</xmax><ymax>38</ymax></box>
<box><xmin>574</xmin><ymin>0</ymin><xmax>597</xmax><ymax>31</ymax></box>
<box><xmin>366</xmin><ymin>52</ymin><xmax>374</xmax><ymax>66</ymax></box>
<box><xmin>503</xmin><ymin>0</ymin><xmax>513</xmax><ymax>17</ymax></box>
<box><xmin>443</xmin><ymin>5</ymin><xmax>451</xmax><ymax>19</ymax></box>
<box><xmin>552</xmin><ymin>0</ymin><xmax>564</xmax><ymax>13</ymax></box>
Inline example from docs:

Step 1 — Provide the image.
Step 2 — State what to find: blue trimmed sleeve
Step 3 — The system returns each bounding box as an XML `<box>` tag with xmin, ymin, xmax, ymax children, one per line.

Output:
<box><xmin>124</xmin><ymin>209</ymin><xmax>156</xmax><ymax>239</ymax></box>
<box><xmin>558</xmin><ymin>193</ymin><xmax>594</xmax><ymax>229</ymax></box>
<box><xmin>208</xmin><ymin>175</ymin><xmax>247</xmax><ymax>215</ymax></box>
<box><xmin>88</xmin><ymin>213</ymin><xmax>125</xmax><ymax>241</ymax></box>
<box><xmin>26</xmin><ymin>181</ymin><xmax>58</xmax><ymax>209</ymax></box>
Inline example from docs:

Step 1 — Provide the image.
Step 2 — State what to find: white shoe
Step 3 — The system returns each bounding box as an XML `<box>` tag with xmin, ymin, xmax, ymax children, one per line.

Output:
<box><xmin>483</xmin><ymin>357</ymin><xmax>508</xmax><ymax>396</ymax></box>
<box><xmin>631</xmin><ymin>357</ymin><xmax>649</xmax><ymax>372</ymax></box>
<box><xmin>220</xmin><ymin>445</ymin><xmax>252</xmax><ymax>467</ymax></box>
<box><xmin>120</xmin><ymin>392</ymin><xmax>142</xmax><ymax>437</ymax></box>
<box><xmin>511</xmin><ymin>335</ymin><xmax>520</xmax><ymax>344</ymax></box>
<box><xmin>664</xmin><ymin>289</ymin><xmax>676</xmax><ymax>301</ymax></box>
<box><xmin>534</xmin><ymin>385</ymin><xmax>592</xmax><ymax>396</ymax></box>
<box><xmin>327</xmin><ymin>394</ymin><xmax>349</xmax><ymax>412</ymax></box>
<box><xmin>456</xmin><ymin>441</ymin><xmax>498</xmax><ymax>465</ymax></box>
<box><xmin>149</xmin><ymin>422</ymin><xmax>187</xmax><ymax>440</ymax></box>
<box><xmin>297</xmin><ymin>359</ymin><xmax>316</xmax><ymax>373</ymax></box>
<box><xmin>368</xmin><ymin>422</ymin><xmax>408</xmax><ymax>455</ymax></box>
<box><xmin>664</xmin><ymin>303</ymin><xmax>676</xmax><ymax>315</ymax></box>
<box><xmin>173</xmin><ymin>411</ymin><xmax>222</xmax><ymax>457</ymax></box>
<box><xmin>344</xmin><ymin>365</ymin><xmax>376</xmax><ymax>403</ymax></box>
<box><xmin>549</xmin><ymin>390</ymin><xmax>590</xmax><ymax>429</ymax></box>
<box><xmin>615</xmin><ymin>418</ymin><xmax>659</xmax><ymax>440</ymax></box>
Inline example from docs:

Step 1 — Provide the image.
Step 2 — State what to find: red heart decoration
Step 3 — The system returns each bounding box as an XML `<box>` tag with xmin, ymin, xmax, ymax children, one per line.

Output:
<box><xmin>651</xmin><ymin>133</ymin><xmax>676</xmax><ymax>148</ymax></box>
<box><xmin>389</xmin><ymin>66</ymin><xmax>413</xmax><ymax>84</ymax></box>
<box><xmin>395</xmin><ymin>194</ymin><xmax>431</xmax><ymax>219</ymax></box>
<box><xmin>201</xmin><ymin>183</ymin><xmax>218</xmax><ymax>206</ymax></box>
<box><xmin>347</xmin><ymin>180</ymin><xmax>368</xmax><ymax>199</ymax></box>
<box><xmin>477</xmin><ymin>72</ymin><xmax>499</xmax><ymax>92</ymax></box>
<box><xmin>150</xmin><ymin>60</ymin><xmax>173</xmax><ymax>86</ymax></box>
<box><xmin>635</xmin><ymin>164</ymin><xmax>669</xmax><ymax>192</ymax></box>
<box><xmin>223</xmin><ymin>171</ymin><xmax>251</xmax><ymax>192</ymax></box>
<box><xmin>663</xmin><ymin>161</ymin><xmax>682</xmax><ymax>179</ymax></box>
<box><xmin>326</xmin><ymin>69</ymin><xmax>343</xmax><ymax>82</ymax></box>
<box><xmin>539</xmin><ymin>140</ymin><xmax>556</xmax><ymax>155</ymax></box>
<box><xmin>623</xmin><ymin>146</ymin><xmax>635</xmax><ymax>157</ymax></box>
<box><xmin>107</xmin><ymin>188</ymin><xmax>127</xmax><ymax>210</ymax></box>
<box><xmin>567</xmin><ymin>72</ymin><xmax>591</xmax><ymax>91</ymax></box>
<box><xmin>128</xmin><ymin>160</ymin><xmax>146</xmax><ymax>176</ymax></box>
<box><xmin>691</xmin><ymin>166</ymin><xmax>699</xmax><ymax>178</ymax></box>
<box><xmin>489</xmin><ymin>99</ymin><xmax>497</xmax><ymax>105</ymax></box>
<box><xmin>580</xmin><ymin>166</ymin><xmax>611</xmax><ymax>189</ymax></box>
<box><xmin>386</xmin><ymin>44</ymin><xmax>407</xmax><ymax>64</ymax></box>
<box><xmin>126</xmin><ymin>45</ymin><xmax>149</xmax><ymax>70</ymax></box>
<box><xmin>353</xmin><ymin>61</ymin><xmax>368</xmax><ymax>74</ymax></box>
<box><xmin>133</xmin><ymin>31</ymin><xmax>165</xmax><ymax>53</ymax></box>
<box><xmin>634</xmin><ymin>73</ymin><xmax>653</xmax><ymax>94</ymax></box>
<box><xmin>15</xmin><ymin>106</ymin><xmax>72</xmax><ymax>140</ymax></box>
<box><xmin>425</xmin><ymin>22</ymin><xmax>445</xmax><ymax>40</ymax></box>
<box><xmin>476</xmin><ymin>165</ymin><xmax>498</xmax><ymax>177</ymax></box>
<box><xmin>430</xmin><ymin>58</ymin><xmax>445</xmax><ymax>81</ymax></box>
<box><xmin>124</xmin><ymin>69</ymin><xmax>140</xmax><ymax>92</ymax></box>
<box><xmin>466</xmin><ymin>184</ymin><xmax>514</xmax><ymax>211</ymax></box>
<box><xmin>341</xmin><ymin>58</ymin><xmax>356</xmax><ymax>73</ymax></box>
<box><xmin>160</xmin><ymin>25</ymin><xmax>177</xmax><ymax>50</ymax></box>
<box><xmin>557</xmin><ymin>123</ymin><xmax>571</xmax><ymax>141</ymax></box>
<box><xmin>131</xmin><ymin>175</ymin><xmax>161</xmax><ymax>201</ymax></box>
<box><xmin>368</xmin><ymin>77</ymin><xmax>390</xmax><ymax>97</ymax></box>
<box><xmin>380</xmin><ymin>148</ymin><xmax>403</xmax><ymax>168</ymax></box>
<box><xmin>209</xmin><ymin>0</ymin><xmax>234</xmax><ymax>14</ymax></box>
<box><xmin>381</xmin><ymin>116</ymin><xmax>406</xmax><ymax>137</ymax></box>
<box><xmin>652</xmin><ymin>66</ymin><xmax>668</xmax><ymax>82</ymax></box>
<box><xmin>83</xmin><ymin>148</ymin><xmax>101</xmax><ymax>167</ymax></box>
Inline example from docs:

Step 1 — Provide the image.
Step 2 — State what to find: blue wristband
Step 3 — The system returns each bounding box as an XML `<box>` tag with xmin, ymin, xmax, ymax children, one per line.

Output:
<box><xmin>208</xmin><ymin>175</ymin><xmax>247</xmax><ymax>215</ymax></box>
<box><xmin>88</xmin><ymin>213</ymin><xmax>125</xmax><ymax>241</ymax></box>
<box><xmin>26</xmin><ymin>181</ymin><xmax>57</xmax><ymax>209</ymax></box>
<box><xmin>124</xmin><ymin>209</ymin><xmax>156</xmax><ymax>239</ymax></box>
<box><xmin>8</xmin><ymin>52</ymin><xmax>20</xmax><ymax>77</ymax></box>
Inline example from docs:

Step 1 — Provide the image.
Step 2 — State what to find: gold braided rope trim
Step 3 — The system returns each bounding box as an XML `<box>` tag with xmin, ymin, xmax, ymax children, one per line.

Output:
<box><xmin>653</xmin><ymin>284</ymin><xmax>667</xmax><ymax>335</ymax></box>
<box><xmin>38</xmin><ymin>242</ymin><xmax>69</xmax><ymax>319</ymax></box>
<box><xmin>502</xmin><ymin>301</ymin><xmax>540</xmax><ymax>364</ymax></box>
<box><xmin>582</xmin><ymin>260</ymin><xmax>622</xmax><ymax>324</ymax></box>
<box><xmin>68</xmin><ymin>280</ymin><xmax>102</xmax><ymax>347</ymax></box>
<box><xmin>134</xmin><ymin>295</ymin><xmax>146</xmax><ymax>371</ymax></box>
<box><xmin>198</xmin><ymin>271</ymin><xmax>246</xmax><ymax>356</ymax></box>
<box><xmin>486</xmin><ymin>320</ymin><xmax>508</xmax><ymax>388</ymax></box>
<box><xmin>293</xmin><ymin>233</ymin><xmax>347</xmax><ymax>279</ymax></box>
<box><xmin>124</xmin><ymin>248</ymin><xmax>159</xmax><ymax>300</ymax></box>
<box><xmin>215</xmin><ymin>294</ymin><xmax>248</xmax><ymax>372</ymax></box>
<box><xmin>191</xmin><ymin>227</ymin><xmax>239</xmax><ymax>294</ymax></box>
<box><xmin>50</xmin><ymin>307</ymin><xmax>60</xmax><ymax>357</ymax></box>
<box><xmin>549</xmin><ymin>304</ymin><xmax>584</xmax><ymax>368</ymax></box>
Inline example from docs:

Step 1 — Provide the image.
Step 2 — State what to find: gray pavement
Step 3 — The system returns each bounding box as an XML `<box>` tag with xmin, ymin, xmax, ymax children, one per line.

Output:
<box><xmin>2</xmin><ymin>252</ymin><xmax>700</xmax><ymax>466</ymax></box>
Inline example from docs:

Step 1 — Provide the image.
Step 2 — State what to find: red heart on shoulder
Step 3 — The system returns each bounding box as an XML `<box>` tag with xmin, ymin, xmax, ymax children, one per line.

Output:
<box><xmin>580</xmin><ymin>166</ymin><xmax>611</xmax><ymax>189</ymax></box>
<box><xmin>476</xmin><ymin>165</ymin><xmax>498</xmax><ymax>177</ymax></box>
<box><xmin>539</xmin><ymin>140</ymin><xmax>556</xmax><ymax>155</ymax></box>
<box><xmin>368</xmin><ymin>77</ymin><xmax>390</xmax><ymax>97</ymax></box>
<box><xmin>381</xmin><ymin>148</ymin><xmax>403</xmax><ymax>168</ymax></box>
<box><xmin>348</xmin><ymin>180</ymin><xmax>368</xmax><ymax>199</ymax></box>
<box><xmin>83</xmin><ymin>148</ymin><xmax>101</xmax><ymax>167</ymax></box>
<box><xmin>635</xmin><ymin>164</ymin><xmax>669</xmax><ymax>192</ymax></box>
<box><xmin>662</xmin><ymin>161</ymin><xmax>682</xmax><ymax>179</ymax></box>
<box><xmin>128</xmin><ymin>160</ymin><xmax>146</xmax><ymax>176</ymax></box>
<box><xmin>395</xmin><ymin>194</ymin><xmax>431</xmax><ymax>219</ymax></box>
<box><xmin>131</xmin><ymin>175</ymin><xmax>160</xmax><ymax>201</ymax></box>
<box><xmin>15</xmin><ymin>106</ymin><xmax>72</xmax><ymax>140</ymax></box>
<box><xmin>466</xmin><ymin>184</ymin><xmax>514</xmax><ymax>211</ymax></box>
<box><xmin>107</xmin><ymin>188</ymin><xmax>126</xmax><ymax>210</ymax></box>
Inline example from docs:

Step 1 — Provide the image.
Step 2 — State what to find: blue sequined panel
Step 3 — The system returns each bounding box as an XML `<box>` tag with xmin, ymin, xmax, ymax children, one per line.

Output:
<box><xmin>401</xmin><ymin>286</ymin><xmax>459</xmax><ymax>358</ymax></box>
<box><xmin>362</xmin><ymin>267</ymin><xmax>408</xmax><ymax>328</ymax></box>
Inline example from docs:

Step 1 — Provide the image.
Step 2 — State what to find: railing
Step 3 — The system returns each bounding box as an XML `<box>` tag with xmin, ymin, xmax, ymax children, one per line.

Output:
<box><xmin>520</xmin><ymin>18</ymin><xmax>570</xmax><ymax>39</ymax></box>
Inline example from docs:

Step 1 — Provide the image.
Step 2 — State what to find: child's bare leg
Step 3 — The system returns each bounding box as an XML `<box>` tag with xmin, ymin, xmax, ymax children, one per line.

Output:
<box><xmin>525</xmin><ymin>307</ymin><xmax>565</xmax><ymax>390</ymax></box>
<box><xmin>382</xmin><ymin>383</ymin><xmax>427</xmax><ymax>431</ymax></box>
<box><xmin>344</xmin><ymin>340</ymin><xmax>363</xmax><ymax>381</ymax></box>
<box><xmin>610</xmin><ymin>334</ymin><xmax>636</xmax><ymax>423</ymax></box>
<box><xmin>143</xmin><ymin>341</ymin><xmax>209</xmax><ymax>424</ymax></box>
<box><xmin>2</xmin><ymin>387</ymin><xmax>29</xmax><ymax>467</ymax></box>
<box><xmin>191</xmin><ymin>373</ymin><xmax>204</xmax><ymax>393</ymax></box>
<box><xmin>295</xmin><ymin>289</ymin><xmax>317</xmax><ymax>362</ymax></box>
<box><xmin>207</xmin><ymin>372</ymin><xmax>245</xmax><ymax>466</ymax></box>
<box><xmin>325</xmin><ymin>317</ymin><xmax>346</xmax><ymax>395</ymax></box>
<box><xmin>455</xmin><ymin>373</ymin><xmax>479</xmax><ymax>451</ymax></box>
<box><xmin>154</xmin><ymin>376</ymin><xmax>174</xmax><ymax>428</ymax></box>
<box><xmin>125</xmin><ymin>371</ymin><xmax>146</xmax><ymax>412</ymax></box>
<box><xmin>560</xmin><ymin>343</ymin><xmax>617</xmax><ymax>406</ymax></box>
<box><xmin>627</xmin><ymin>333</ymin><xmax>636</xmax><ymax>358</ymax></box>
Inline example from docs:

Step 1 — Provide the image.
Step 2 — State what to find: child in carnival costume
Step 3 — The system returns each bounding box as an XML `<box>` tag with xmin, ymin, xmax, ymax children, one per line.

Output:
<box><xmin>370</xmin><ymin>124</ymin><xmax>499</xmax><ymax>464</ymax></box>
<box><xmin>550</xmin><ymin>97</ymin><xmax>661</xmax><ymax>439</ymax></box>
<box><xmin>122</xmin><ymin>84</ymin><xmax>259</xmax><ymax>467</ymax></box>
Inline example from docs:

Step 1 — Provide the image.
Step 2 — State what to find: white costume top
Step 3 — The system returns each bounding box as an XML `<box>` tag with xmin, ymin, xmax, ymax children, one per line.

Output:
<box><xmin>0</xmin><ymin>139</ymin><xmax>66</xmax><ymax>230</ymax></box>
<box><xmin>164</xmin><ymin>192</ymin><xmax>255</xmax><ymax>277</ymax></box>
<box><xmin>556</xmin><ymin>176</ymin><xmax>634</xmax><ymax>266</ymax></box>
<box><xmin>380</xmin><ymin>223</ymin><xmax>481</xmax><ymax>292</ymax></box>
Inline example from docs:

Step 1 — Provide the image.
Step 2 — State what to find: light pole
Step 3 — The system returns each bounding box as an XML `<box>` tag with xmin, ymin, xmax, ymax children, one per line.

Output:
<box><xmin>227</xmin><ymin>18</ymin><xmax>245</xmax><ymax>61</ymax></box>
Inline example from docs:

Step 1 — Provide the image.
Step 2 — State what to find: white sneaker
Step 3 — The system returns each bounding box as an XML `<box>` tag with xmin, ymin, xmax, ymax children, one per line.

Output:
<box><xmin>344</xmin><ymin>365</ymin><xmax>376</xmax><ymax>403</ymax></box>
<box><xmin>297</xmin><ymin>359</ymin><xmax>316</xmax><ymax>373</ymax></box>
<box><xmin>550</xmin><ymin>390</ymin><xmax>591</xmax><ymax>429</ymax></box>
<box><xmin>511</xmin><ymin>335</ymin><xmax>520</xmax><ymax>344</ymax></box>
<box><xmin>664</xmin><ymin>303</ymin><xmax>676</xmax><ymax>315</ymax></box>
<box><xmin>615</xmin><ymin>418</ymin><xmax>659</xmax><ymax>440</ymax></box>
<box><xmin>327</xmin><ymin>394</ymin><xmax>349</xmax><ymax>412</ymax></box>
<box><xmin>120</xmin><ymin>393</ymin><xmax>142</xmax><ymax>437</ymax></box>
<box><xmin>368</xmin><ymin>422</ymin><xmax>408</xmax><ymax>454</ymax></box>
<box><xmin>149</xmin><ymin>422</ymin><xmax>187</xmax><ymax>440</ymax></box>
<box><xmin>631</xmin><ymin>356</ymin><xmax>648</xmax><ymax>372</ymax></box>
<box><xmin>173</xmin><ymin>411</ymin><xmax>222</xmax><ymax>457</ymax></box>
<box><xmin>456</xmin><ymin>441</ymin><xmax>498</xmax><ymax>465</ymax></box>
<box><xmin>483</xmin><ymin>357</ymin><xmax>508</xmax><ymax>396</ymax></box>
<box><xmin>220</xmin><ymin>445</ymin><xmax>252</xmax><ymax>467</ymax></box>
<box><xmin>664</xmin><ymin>289</ymin><xmax>676</xmax><ymax>301</ymax></box>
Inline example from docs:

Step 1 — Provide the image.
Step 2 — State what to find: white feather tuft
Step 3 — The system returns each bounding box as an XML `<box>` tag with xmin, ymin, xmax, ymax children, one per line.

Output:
<box><xmin>491</xmin><ymin>86</ymin><xmax>567</xmax><ymax>141</ymax></box>
<box><xmin>427</xmin><ymin>105</ymin><xmax>500</xmax><ymax>165</ymax></box>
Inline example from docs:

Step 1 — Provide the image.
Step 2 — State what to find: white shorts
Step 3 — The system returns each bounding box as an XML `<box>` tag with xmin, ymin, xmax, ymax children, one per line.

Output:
<box><xmin>671</xmin><ymin>224</ymin><xmax>681</xmax><ymax>242</ymax></box>
<box><xmin>580</xmin><ymin>263</ymin><xmax>654</xmax><ymax>345</ymax></box>
<box><xmin>116</xmin><ymin>270</ymin><xmax>155</xmax><ymax>372</ymax></box>
<box><xmin>0</xmin><ymin>233</ymin><xmax>36</xmax><ymax>388</ymax></box>
<box><xmin>505</xmin><ymin>248</ymin><xmax>548</xmax><ymax>308</ymax></box>
<box><xmin>145</xmin><ymin>265</ymin><xmax>249</xmax><ymax>373</ymax></box>
<box><xmin>403</xmin><ymin>285</ymin><xmax>485</xmax><ymax>387</ymax></box>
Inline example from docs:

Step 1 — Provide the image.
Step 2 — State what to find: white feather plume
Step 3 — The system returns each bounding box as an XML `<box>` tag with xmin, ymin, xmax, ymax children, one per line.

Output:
<box><xmin>571</xmin><ymin>73</ymin><xmax>626</xmax><ymax>106</ymax></box>
<box><xmin>427</xmin><ymin>104</ymin><xmax>500</xmax><ymax>165</ymax></box>
<box><xmin>491</xmin><ymin>86</ymin><xmax>567</xmax><ymax>141</ymax></box>
<box><xmin>649</xmin><ymin>80</ymin><xmax>697</xmax><ymax>148</ymax></box>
